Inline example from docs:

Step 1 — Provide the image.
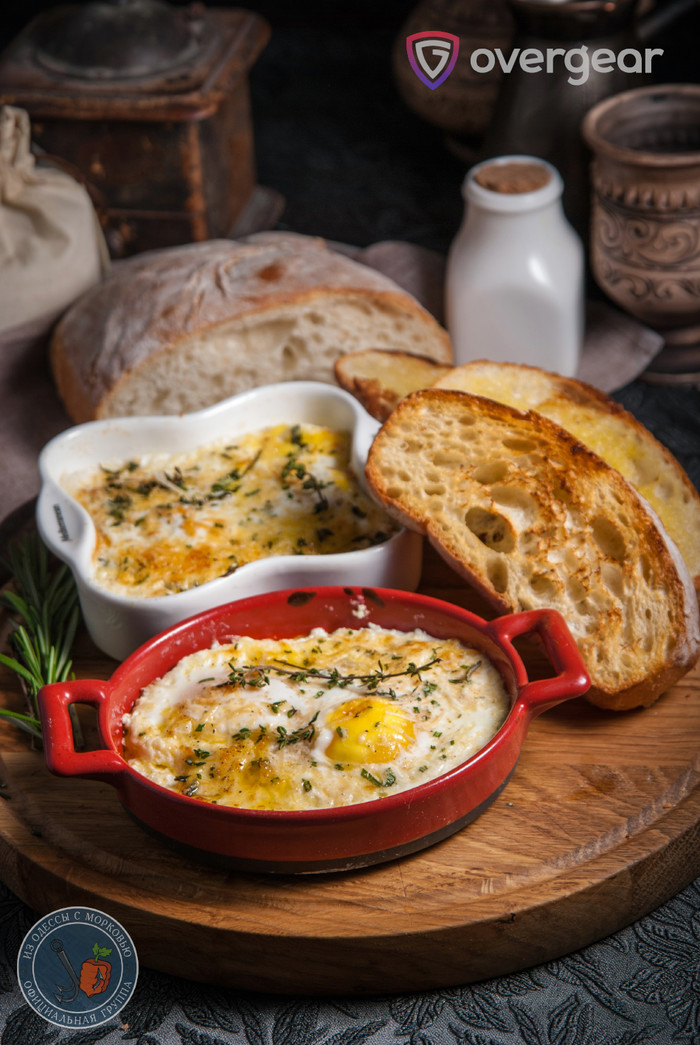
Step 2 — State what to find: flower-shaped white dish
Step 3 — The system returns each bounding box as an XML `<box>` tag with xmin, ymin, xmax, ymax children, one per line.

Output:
<box><xmin>37</xmin><ymin>381</ymin><xmax>423</xmax><ymax>660</ymax></box>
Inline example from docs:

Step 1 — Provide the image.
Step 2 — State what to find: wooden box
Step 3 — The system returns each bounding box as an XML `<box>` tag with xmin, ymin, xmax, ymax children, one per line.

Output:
<box><xmin>0</xmin><ymin>4</ymin><xmax>270</xmax><ymax>256</ymax></box>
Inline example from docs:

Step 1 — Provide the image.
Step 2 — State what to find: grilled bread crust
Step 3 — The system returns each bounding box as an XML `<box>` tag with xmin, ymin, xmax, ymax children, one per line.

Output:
<box><xmin>365</xmin><ymin>388</ymin><xmax>700</xmax><ymax>710</ymax></box>
<box><xmin>334</xmin><ymin>348</ymin><xmax>451</xmax><ymax>421</ymax></box>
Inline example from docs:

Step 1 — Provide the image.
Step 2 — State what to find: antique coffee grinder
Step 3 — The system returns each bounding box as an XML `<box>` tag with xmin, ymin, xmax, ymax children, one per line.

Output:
<box><xmin>0</xmin><ymin>0</ymin><xmax>271</xmax><ymax>256</ymax></box>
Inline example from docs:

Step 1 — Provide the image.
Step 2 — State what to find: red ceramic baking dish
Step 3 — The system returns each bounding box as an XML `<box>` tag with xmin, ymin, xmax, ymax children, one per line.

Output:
<box><xmin>38</xmin><ymin>586</ymin><xmax>590</xmax><ymax>873</ymax></box>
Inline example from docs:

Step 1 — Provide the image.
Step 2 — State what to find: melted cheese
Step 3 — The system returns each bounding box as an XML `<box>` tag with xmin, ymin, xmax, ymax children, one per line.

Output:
<box><xmin>62</xmin><ymin>423</ymin><xmax>397</xmax><ymax>598</ymax></box>
<box><xmin>122</xmin><ymin>624</ymin><xmax>511</xmax><ymax>811</ymax></box>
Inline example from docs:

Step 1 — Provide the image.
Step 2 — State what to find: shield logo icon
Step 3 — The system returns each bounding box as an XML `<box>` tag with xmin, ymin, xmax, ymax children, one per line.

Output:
<box><xmin>406</xmin><ymin>31</ymin><xmax>460</xmax><ymax>90</ymax></box>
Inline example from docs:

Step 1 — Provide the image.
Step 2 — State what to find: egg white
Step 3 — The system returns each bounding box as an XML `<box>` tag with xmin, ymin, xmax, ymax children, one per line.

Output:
<box><xmin>62</xmin><ymin>422</ymin><xmax>396</xmax><ymax>598</ymax></box>
<box><xmin>122</xmin><ymin>625</ymin><xmax>510</xmax><ymax>810</ymax></box>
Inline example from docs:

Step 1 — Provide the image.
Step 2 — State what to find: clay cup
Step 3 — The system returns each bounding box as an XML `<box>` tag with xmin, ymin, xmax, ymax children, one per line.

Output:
<box><xmin>582</xmin><ymin>84</ymin><xmax>700</xmax><ymax>346</ymax></box>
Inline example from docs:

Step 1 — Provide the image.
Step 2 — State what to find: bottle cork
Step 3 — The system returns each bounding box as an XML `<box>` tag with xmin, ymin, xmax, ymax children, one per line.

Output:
<box><xmin>474</xmin><ymin>161</ymin><xmax>551</xmax><ymax>194</ymax></box>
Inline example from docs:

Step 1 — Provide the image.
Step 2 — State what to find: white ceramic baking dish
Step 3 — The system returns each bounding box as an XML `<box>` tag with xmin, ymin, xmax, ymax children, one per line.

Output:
<box><xmin>36</xmin><ymin>381</ymin><xmax>422</xmax><ymax>661</ymax></box>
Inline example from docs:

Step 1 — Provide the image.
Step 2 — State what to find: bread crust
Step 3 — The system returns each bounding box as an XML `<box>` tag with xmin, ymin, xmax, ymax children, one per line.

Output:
<box><xmin>366</xmin><ymin>388</ymin><xmax>700</xmax><ymax>710</ymax></box>
<box><xmin>50</xmin><ymin>237</ymin><xmax>452</xmax><ymax>423</ymax></box>
<box><xmin>334</xmin><ymin>348</ymin><xmax>451</xmax><ymax>421</ymax></box>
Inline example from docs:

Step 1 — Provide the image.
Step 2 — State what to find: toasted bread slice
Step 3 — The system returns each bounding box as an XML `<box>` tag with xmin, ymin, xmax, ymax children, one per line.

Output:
<box><xmin>434</xmin><ymin>361</ymin><xmax>700</xmax><ymax>593</ymax></box>
<box><xmin>336</xmin><ymin>351</ymin><xmax>700</xmax><ymax>593</ymax></box>
<box><xmin>366</xmin><ymin>389</ymin><xmax>700</xmax><ymax>710</ymax></box>
<box><xmin>334</xmin><ymin>349</ymin><xmax>451</xmax><ymax>421</ymax></box>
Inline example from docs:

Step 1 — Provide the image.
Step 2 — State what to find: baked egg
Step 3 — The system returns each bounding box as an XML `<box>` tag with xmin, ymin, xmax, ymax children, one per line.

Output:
<box><xmin>122</xmin><ymin>623</ymin><xmax>510</xmax><ymax>810</ymax></box>
<box><xmin>61</xmin><ymin>422</ymin><xmax>396</xmax><ymax>598</ymax></box>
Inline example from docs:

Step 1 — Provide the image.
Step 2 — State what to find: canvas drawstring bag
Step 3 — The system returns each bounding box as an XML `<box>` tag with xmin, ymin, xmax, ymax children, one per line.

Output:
<box><xmin>0</xmin><ymin>105</ymin><xmax>109</xmax><ymax>337</ymax></box>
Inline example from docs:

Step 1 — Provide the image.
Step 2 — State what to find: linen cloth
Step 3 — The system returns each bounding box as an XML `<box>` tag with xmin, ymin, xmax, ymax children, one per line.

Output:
<box><xmin>0</xmin><ymin>105</ymin><xmax>108</xmax><ymax>337</ymax></box>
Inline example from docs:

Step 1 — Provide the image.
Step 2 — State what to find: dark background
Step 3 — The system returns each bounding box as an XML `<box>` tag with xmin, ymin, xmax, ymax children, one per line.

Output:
<box><xmin>2</xmin><ymin>0</ymin><xmax>699</xmax><ymax>255</ymax></box>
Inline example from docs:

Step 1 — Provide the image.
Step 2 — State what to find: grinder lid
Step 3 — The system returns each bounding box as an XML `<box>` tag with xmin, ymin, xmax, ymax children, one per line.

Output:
<box><xmin>32</xmin><ymin>0</ymin><xmax>209</xmax><ymax>81</ymax></box>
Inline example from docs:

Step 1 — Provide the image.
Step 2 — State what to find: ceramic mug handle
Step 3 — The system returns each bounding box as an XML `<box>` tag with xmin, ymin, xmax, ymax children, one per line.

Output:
<box><xmin>38</xmin><ymin>679</ymin><xmax>124</xmax><ymax>780</ymax></box>
<box><xmin>488</xmin><ymin>608</ymin><xmax>590</xmax><ymax>712</ymax></box>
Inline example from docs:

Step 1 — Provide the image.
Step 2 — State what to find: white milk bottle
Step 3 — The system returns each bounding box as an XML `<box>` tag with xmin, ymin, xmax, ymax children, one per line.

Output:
<box><xmin>445</xmin><ymin>156</ymin><xmax>584</xmax><ymax>376</ymax></box>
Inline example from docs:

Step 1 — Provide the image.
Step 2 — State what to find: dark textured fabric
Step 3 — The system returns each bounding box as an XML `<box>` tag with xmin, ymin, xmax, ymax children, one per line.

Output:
<box><xmin>615</xmin><ymin>383</ymin><xmax>700</xmax><ymax>492</ymax></box>
<box><xmin>0</xmin><ymin>878</ymin><xmax>699</xmax><ymax>1043</ymax></box>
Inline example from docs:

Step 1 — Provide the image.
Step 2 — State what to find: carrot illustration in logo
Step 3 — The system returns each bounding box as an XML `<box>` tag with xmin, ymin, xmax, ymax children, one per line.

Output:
<box><xmin>79</xmin><ymin>943</ymin><xmax>112</xmax><ymax>997</ymax></box>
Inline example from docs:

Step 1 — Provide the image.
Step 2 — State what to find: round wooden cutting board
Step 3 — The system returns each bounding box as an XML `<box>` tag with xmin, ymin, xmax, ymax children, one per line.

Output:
<box><xmin>0</xmin><ymin>545</ymin><xmax>698</xmax><ymax>996</ymax></box>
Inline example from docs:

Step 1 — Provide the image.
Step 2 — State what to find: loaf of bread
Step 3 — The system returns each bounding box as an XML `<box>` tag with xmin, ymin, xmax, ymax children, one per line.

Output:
<box><xmin>365</xmin><ymin>388</ymin><xmax>700</xmax><ymax>710</ymax></box>
<box><xmin>50</xmin><ymin>235</ymin><xmax>452</xmax><ymax>423</ymax></box>
<box><xmin>337</xmin><ymin>351</ymin><xmax>700</xmax><ymax>594</ymax></box>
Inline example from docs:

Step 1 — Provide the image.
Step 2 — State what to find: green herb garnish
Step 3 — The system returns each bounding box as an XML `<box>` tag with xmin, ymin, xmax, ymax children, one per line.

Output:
<box><xmin>0</xmin><ymin>534</ymin><xmax>80</xmax><ymax>741</ymax></box>
<box><xmin>449</xmin><ymin>661</ymin><xmax>482</xmax><ymax>684</ymax></box>
<box><xmin>361</xmin><ymin>767</ymin><xmax>397</xmax><ymax>788</ymax></box>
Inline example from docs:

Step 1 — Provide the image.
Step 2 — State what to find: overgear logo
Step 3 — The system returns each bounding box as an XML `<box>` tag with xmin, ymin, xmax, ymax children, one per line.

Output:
<box><xmin>406</xmin><ymin>31</ymin><xmax>460</xmax><ymax>90</ymax></box>
<box><xmin>406</xmin><ymin>31</ymin><xmax>664</xmax><ymax>88</ymax></box>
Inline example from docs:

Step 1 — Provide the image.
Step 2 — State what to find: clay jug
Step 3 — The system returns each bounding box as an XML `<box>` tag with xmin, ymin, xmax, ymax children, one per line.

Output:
<box><xmin>582</xmin><ymin>83</ymin><xmax>700</xmax><ymax>381</ymax></box>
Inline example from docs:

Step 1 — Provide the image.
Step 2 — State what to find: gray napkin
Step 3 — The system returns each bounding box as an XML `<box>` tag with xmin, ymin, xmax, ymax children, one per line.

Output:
<box><xmin>0</xmin><ymin>239</ymin><xmax>665</xmax><ymax>524</ymax></box>
<box><xmin>353</xmin><ymin>240</ymin><xmax>664</xmax><ymax>394</ymax></box>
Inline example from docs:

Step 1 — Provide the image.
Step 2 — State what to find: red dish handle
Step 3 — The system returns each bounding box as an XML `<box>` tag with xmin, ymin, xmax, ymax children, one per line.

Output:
<box><xmin>488</xmin><ymin>608</ymin><xmax>590</xmax><ymax>713</ymax></box>
<box><xmin>38</xmin><ymin>679</ymin><xmax>124</xmax><ymax>781</ymax></box>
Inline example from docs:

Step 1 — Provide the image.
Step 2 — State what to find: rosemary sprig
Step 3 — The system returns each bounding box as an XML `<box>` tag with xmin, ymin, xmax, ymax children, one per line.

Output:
<box><xmin>0</xmin><ymin>533</ymin><xmax>80</xmax><ymax>741</ymax></box>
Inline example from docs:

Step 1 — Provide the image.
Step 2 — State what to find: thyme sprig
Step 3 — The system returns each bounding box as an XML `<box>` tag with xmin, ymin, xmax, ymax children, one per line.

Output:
<box><xmin>280</xmin><ymin>428</ymin><xmax>331</xmax><ymax>514</ymax></box>
<box><xmin>231</xmin><ymin>710</ymin><xmax>320</xmax><ymax>749</ymax></box>
<box><xmin>209</xmin><ymin>448</ymin><xmax>263</xmax><ymax>498</ymax></box>
<box><xmin>271</xmin><ymin>656</ymin><xmax>442</xmax><ymax>691</ymax></box>
<box><xmin>101</xmin><ymin>446</ymin><xmax>265</xmax><ymax>517</ymax></box>
<box><xmin>361</xmin><ymin>767</ymin><xmax>397</xmax><ymax>788</ymax></box>
<box><xmin>449</xmin><ymin>661</ymin><xmax>482</xmax><ymax>684</ymax></box>
<box><xmin>0</xmin><ymin>533</ymin><xmax>80</xmax><ymax>741</ymax></box>
<box><xmin>224</xmin><ymin>655</ymin><xmax>442</xmax><ymax>693</ymax></box>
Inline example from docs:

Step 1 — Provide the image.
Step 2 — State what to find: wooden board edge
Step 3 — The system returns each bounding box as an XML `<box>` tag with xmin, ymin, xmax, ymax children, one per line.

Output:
<box><xmin>0</xmin><ymin>784</ymin><xmax>698</xmax><ymax>995</ymax></box>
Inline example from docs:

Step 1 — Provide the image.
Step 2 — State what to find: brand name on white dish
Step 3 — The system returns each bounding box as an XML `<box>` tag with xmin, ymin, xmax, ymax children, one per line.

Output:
<box><xmin>53</xmin><ymin>503</ymin><xmax>70</xmax><ymax>542</ymax></box>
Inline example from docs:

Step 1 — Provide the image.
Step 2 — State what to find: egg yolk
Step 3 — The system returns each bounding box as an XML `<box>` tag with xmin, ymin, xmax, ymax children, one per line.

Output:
<box><xmin>324</xmin><ymin>697</ymin><xmax>415</xmax><ymax>763</ymax></box>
